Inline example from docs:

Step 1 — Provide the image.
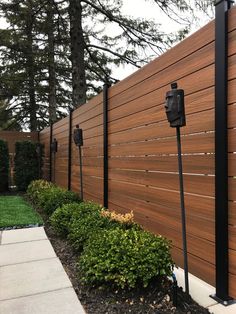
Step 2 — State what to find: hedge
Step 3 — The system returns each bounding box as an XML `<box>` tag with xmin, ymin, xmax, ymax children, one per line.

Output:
<box><xmin>14</xmin><ymin>141</ymin><xmax>43</xmax><ymax>191</ymax></box>
<box><xmin>0</xmin><ymin>139</ymin><xmax>9</xmax><ymax>192</ymax></box>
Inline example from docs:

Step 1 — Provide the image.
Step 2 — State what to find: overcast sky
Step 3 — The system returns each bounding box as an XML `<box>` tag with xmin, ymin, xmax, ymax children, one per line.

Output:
<box><xmin>113</xmin><ymin>0</ymin><xmax>214</xmax><ymax>79</ymax></box>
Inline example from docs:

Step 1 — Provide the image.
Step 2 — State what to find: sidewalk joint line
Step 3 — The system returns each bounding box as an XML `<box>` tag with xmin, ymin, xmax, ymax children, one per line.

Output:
<box><xmin>0</xmin><ymin>286</ymin><xmax>73</xmax><ymax>302</ymax></box>
<box><xmin>0</xmin><ymin>238</ymin><xmax>48</xmax><ymax>246</ymax></box>
<box><xmin>0</xmin><ymin>257</ymin><xmax>58</xmax><ymax>268</ymax></box>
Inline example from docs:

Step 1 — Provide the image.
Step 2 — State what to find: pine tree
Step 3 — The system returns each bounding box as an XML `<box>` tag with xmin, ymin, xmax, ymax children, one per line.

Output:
<box><xmin>0</xmin><ymin>0</ymin><xmax>71</xmax><ymax>130</ymax></box>
<box><xmin>0</xmin><ymin>0</ymin><xmax>214</xmax><ymax>126</ymax></box>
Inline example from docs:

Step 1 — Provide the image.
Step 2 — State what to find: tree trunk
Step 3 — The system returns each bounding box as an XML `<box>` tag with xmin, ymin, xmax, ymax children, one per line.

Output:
<box><xmin>26</xmin><ymin>0</ymin><xmax>37</xmax><ymax>131</ymax></box>
<box><xmin>69</xmin><ymin>0</ymin><xmax>86</xmax><ymax>107</ymax></box>
<box><xmin>47</xmin><ymin>0</ymin><xmax>57</xmax><ymax>123</ymax></box>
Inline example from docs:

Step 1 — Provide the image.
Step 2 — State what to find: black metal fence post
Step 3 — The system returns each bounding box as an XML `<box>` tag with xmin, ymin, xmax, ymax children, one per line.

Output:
<box><xmin>213</xmin><ymin>0</ymin><xmax>234</xmax><ymax>304</ymax></box>
<box><xmin>176</xmin><ymin>127</ymin><xmax>189</xmax><ymax>294</ymax></box>
<box><xmin>103</xmin><ymin>83</ymin><xmax>109</xmax><ymax>208</ymax></box>
<box><xmin>68</xmin><ymin>109</ymin><xmax>73</xmax><ymax>190</ymax></box>
<box><xmin>49</xmin><ymin>122</ymin><xmax>53</xmax><ymax>182</ymax></box>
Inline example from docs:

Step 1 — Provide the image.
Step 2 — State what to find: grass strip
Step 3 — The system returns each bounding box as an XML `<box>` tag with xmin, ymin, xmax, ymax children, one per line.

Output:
<box><xmin>0</xmin><ymin>195</ymin><xmax>43</xmax><ymax>228</ymax></box>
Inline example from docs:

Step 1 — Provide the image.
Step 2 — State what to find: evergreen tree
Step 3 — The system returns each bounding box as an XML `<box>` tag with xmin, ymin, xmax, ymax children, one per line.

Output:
<box><xmin>0</xmin><ymin>0</ymin><xmax>214</xmax><ymax>127</ymax></box>
<box><xmin>0</xmin><ymin>0</ymin><xmax>71</xmax><ymax>130</ymax></box>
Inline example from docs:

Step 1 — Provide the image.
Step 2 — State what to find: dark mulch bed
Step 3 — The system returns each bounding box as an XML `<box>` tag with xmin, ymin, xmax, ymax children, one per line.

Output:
<box><xmin>33</xmin><ymin>204</ymin><xmax>211</xmax><ymax>314</ymax></box>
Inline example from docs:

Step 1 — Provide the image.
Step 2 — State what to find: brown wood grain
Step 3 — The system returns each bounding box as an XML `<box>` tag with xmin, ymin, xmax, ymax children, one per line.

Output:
<box><xmin>109</xmin><ymin>154</ymin><xmax>214</xmax><ymax>175</ymax></box>
<box><xmin>109</xmin><ymin>169</ymin><xmax>214</xmax><ymax>197</ymax></box>
<box><xmin>109</xmin><ymin>180</ymin><xmax>214</xmax><ymax>223</ymax></box>
<box><xmin>229</xmin><ymin>249</ymin><xmax>236</xmax><ymax>275</ymax></box>
<box><xmin>109</xmin><ymin>132</ymin><xmax>214</xmax><ymax>157</ymax></box>
<box><xmin>229</xmin><ymin>201</ymin><xmax>236</xmax><ymax>226</ymax></box>
<box><xmin>109</xmin><ymin>191</ymin><xmax>214</xmax><ymax>243</ymax></box>
<box><xmin>73</xmin><ymin>102</ymin><xmax>103</xmax><ymax>125</ymax></box>
<box><xmin>228</xmin><ymin>104</ymin><xmax>236</xmax><ymax>128</ymax></box>
<box><xmin>109</xmin><ymin>84</ymin><xmax>214</xmax><ymax>124</ymax></box>
<box><xmin>109</xmin><ymin>109</ymin><xmax>214</xmax><ymax>145</ymax></box>
<box><xmin>228</xmin><ymin>128</ymin><xmax>236</xmax><ymax>152</ymax></box>
<box><xmin>230</xmin><ymin>273</ymin><xmax>236</xmax><ymax>299</ymax></box>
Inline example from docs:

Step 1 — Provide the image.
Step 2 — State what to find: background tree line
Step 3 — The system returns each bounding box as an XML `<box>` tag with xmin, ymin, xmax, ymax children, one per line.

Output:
<box><xmin>0</xmin><ymin>0</ymin><xmax>214</xmax><ymax>131</ymax></box>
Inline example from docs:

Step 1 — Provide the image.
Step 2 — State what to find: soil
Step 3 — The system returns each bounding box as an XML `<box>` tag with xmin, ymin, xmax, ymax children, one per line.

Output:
<box><xmin>35</xmin><ymin>205</ymin><xmax>211</xmax><ymax>314</ymax></box>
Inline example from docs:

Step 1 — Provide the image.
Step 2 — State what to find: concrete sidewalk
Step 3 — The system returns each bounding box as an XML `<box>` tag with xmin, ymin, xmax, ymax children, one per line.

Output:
<box><xmin>0</xmin><ymin>227</ymin><xmax>86</xmax><ymax>314</ymax></box>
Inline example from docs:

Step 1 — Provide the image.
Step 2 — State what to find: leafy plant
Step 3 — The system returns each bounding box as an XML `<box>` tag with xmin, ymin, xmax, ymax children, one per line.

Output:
<box><xmin>79</xmin><ymin>227</ymin><xmax>174</xmax><ymax>289</ymax></box>
<box><xmin>0</xmin><ymin>139</ymin><xmax>9</xmax><ymax>192</ymax></box>
<box><xmin>14</xmin><ymin>141</ymin><xmax>44</xmax><ymax>191</ymax></box>
<box><xmin>50</xmin><ymin>202</ymin><xmax>80</xmax><ymax>237</ymax></box>
<box><xmin>37</xmin><ymin>186</ymin><xmax>80</xmax><ymax>215</ymax></box>
<box><xmin>67</xmin><ymin>201</ymin><xmax>121</xmax><ymax>251</ymax></box>
<box><xmin>27</xmin><ymin>179</ymin><xmax>54</xmax><ymax>204</ymax></box>
<box><xmin>100</xmin><ymin>209</ymin><xmax>134</xmax><ymax>224</ymax></box>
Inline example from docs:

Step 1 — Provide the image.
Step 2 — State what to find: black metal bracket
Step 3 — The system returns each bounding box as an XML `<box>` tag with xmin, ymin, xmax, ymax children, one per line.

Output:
<box><xmin>210</xmin><ymin>294</ymin><xmax>236</xmax><ymax>306</ymax></box>
<box><xmin>214</xmin><ymin>0</ymin><xmax>234</xmax><ymax>304</ymax></box>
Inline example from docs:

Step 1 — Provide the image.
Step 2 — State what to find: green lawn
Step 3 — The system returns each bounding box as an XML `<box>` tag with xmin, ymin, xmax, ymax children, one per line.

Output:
<box><xmin>0</xmin><ymin>196</ymin><xmax>43</xmax><ymax>228</ymax></box>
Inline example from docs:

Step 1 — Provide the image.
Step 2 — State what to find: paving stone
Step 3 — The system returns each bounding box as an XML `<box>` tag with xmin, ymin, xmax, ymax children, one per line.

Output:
<box><xmin>0</xmin><ymin>288</ymin><xmax>86</xmax><ymax>314</ymax></box>
<box><xmin>0</xmin><ymin>240</ymin><xmax>56</xmax><ymax>266</ymax></box>
<box><xmin>1</xmin><ymin>227</ymin><xmax>47</xmax><ymax>244</ymax></box>
<box><xmin>0</xmin><ymin>258</ymin><xmax>72</xmax><ymax>301</ymax></box>
<box><xmin>208</xmin><ymin>303</ymin><xmax>236</xmax><ymax>314</ymax></box>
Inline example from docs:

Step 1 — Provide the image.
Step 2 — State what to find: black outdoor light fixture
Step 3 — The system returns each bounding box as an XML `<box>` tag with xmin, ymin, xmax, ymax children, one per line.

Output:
<box><xmin>165</xmin><ymin>82</ymin><xmax>189</xmax><ymax>295</ymax></box>
<box><xmin>51</xmin><ymin>138</ymin><xmax>58</xmax><ymax>153</ymax></box>
<box><xmin>73</xmin><ymin>124</ymin><xmax>84</xmax><ymax>200</ymax></box>
<box><xmin>50</xmin><ymin>138</ymin><xmax>57</xmax><ymax>182</ymax></box>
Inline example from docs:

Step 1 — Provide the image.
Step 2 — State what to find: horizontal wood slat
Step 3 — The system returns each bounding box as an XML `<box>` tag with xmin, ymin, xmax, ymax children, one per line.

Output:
<box><xmin>109</xmin><ymin>180</ymin><xmax>214</xmax><ymax>223</ymax></box>
<box><xmin>109</xmin><ymin>109</ymin><xmax>214</xmax><ymax>145</ymax></box>
<box><xmin>109</xmin><ymin>169</ymin><xmax>214</xmax><ymax>197</ymax></box>
<box><xmin>109</xmin><ymin>155</ymin><xmax>214</xmax><ymax>175</ymax></box>
<box><xmin>109</xmin><ymin>191</ymin><xmax>214</xmax><ymax>243</ymax></box>
<box><xmin>109</xmin><ymin>132</ymin><xmax>214</xmax><ymax>156</ymax></box>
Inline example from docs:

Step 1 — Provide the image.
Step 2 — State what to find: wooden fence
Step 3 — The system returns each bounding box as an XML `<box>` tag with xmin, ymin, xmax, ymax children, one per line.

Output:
<box><xmin>39</xmin><ymin>6</ymin><xmax>236</xmax><ymax>298</ymax></box>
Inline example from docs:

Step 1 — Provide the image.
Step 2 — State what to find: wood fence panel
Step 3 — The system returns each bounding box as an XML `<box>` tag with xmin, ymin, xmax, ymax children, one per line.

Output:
<box><xmin>106</xmin><ymin>6</ymin><xmax>217</xmax><ymax>292</ymax></box>
<box><xmin>38</xmin><ymin>6</ymin><xmax>236</xmax><ymax>298</ymax></box>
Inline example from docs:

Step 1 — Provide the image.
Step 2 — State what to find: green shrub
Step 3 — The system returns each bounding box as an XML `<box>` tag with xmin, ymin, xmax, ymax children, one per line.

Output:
<box><xmin>14</xmin><ymin>141</ymin><xmax>44</xmax><ymax>191</ymax></box>
<box><xmin>67</xmin><ymin>201</ymin><xmax>121</xmax><ymax>251</ymax></box>
<box><xmin>37</xmin><ymin>186</ymin><xmax>80</xmax><ymax>215</ymax></box>
<box><xmin>79</xmin><ymin>227</ymin><xmax>174</xmax><ymax>289</ymax></box>
<box><xmin>0</xmin><ymin>139</ymin><xmax>9</xmax><ymax>192</ymax></box>
<box><xmin>27</xmin><ymin>179</ymin><xmax>54</xmax><ymax>204</ymax></box>
<box><xmin>50</xmin><ymin>202</ymin><xmax>80</xmax><ymax>237</ymax></box>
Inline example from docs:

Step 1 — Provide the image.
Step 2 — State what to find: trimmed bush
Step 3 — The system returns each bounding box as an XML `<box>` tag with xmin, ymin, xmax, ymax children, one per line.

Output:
<box><xmin>27</xmin><ymin>179</ymin><xmax>54</xmax><ymax>204</ymax></box>
<box><xmin>79</xmin><ymin>227</ymin><xmax>174</xmax><ymax>289</ymax></box>
<box><xmin>67</xmin><ymin>202</ymin><xmax>122</xmax><ymax>251</ymax></box>
<box><xmin>37</xmin><ymin>186</ymin><xmax>80</xmax><ymax>215</ymax></box>
<box><xmin>14</xmin><ymin>141</ymin><xmax>44</xmax><ymax>191</ymax></box>
<box><xmin>0</xmin><ymin>139</ymin><xmax>9</xmax><ymax>192</ymax></box>
<box><xmin>50</xmin><ymin>202</ymin><xmax>80</xmax><ymax>237</ymax></box>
